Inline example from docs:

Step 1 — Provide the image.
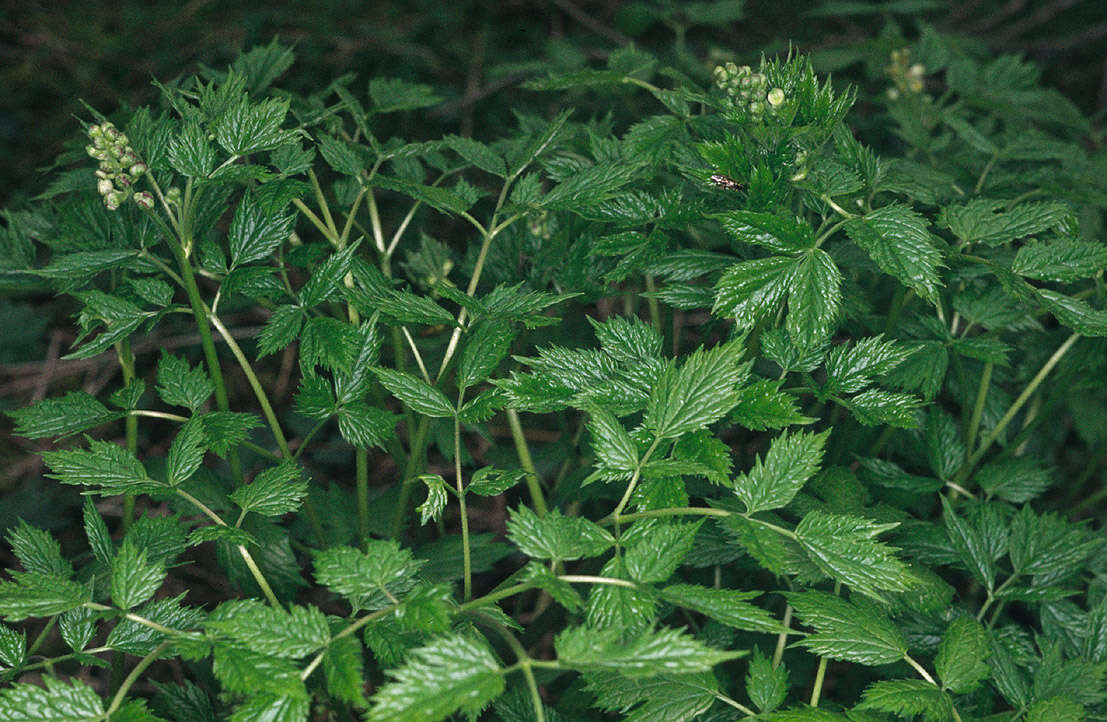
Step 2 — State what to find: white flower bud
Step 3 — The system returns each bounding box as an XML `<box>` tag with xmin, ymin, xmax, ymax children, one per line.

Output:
<box><xmin>97</xmin><ymin>178</ymin><xmax>114</xmax><ymax>195</ymax></box>
<box><xmin>767</xmin><ymin>88</ymin><xmax>785</xmax><ymax>107</ymax></box>
<box><xmin>133</xmin><ymin>192</ymin><xmax>155</xmax><ymax>210</ymax></box>
<box><xmin>129</xmin><ymin>162</ymin><xmax>147</xmax><ymax>177</ymax></box>
<box><xmin>104</xmin><ymin>191</ymin><xmax>124</xmax><ymax>210</ymax></box>
<box><xmin>166</xmin><ymin>187</ymin><xmax>182</xmax><ymax>204</ymax></box>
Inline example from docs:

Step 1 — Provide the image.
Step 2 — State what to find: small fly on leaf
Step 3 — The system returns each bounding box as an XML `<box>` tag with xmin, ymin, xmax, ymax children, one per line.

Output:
<box><xmin>710</xmin><ymin>173</ymin><xmax>744</xmax><ymax>191</ymax></box>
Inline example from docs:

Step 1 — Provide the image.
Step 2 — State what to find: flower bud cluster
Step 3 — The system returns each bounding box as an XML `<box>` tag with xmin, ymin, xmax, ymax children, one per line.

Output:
<box><xmin>712</xmin><ymin>63</ymin><xmax>787</xmax><ymax>121</ymax></box>
<box><xmin>884</xmin><ymin>48</ymin><xmax>927</xmax><ymax>101</ymax></box>
<box><xmin>86</xmin><ymin>122</ymin><xmax>149</xmax><ymax>211</ymax></box>
<box><xmin>790</xmin><ymin>149</ymin><xmax>809</xmax><ymax>183</ymax></box>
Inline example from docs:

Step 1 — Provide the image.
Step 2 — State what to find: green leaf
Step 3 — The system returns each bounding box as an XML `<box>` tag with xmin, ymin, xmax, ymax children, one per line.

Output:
<box><xmin>1008</xmin><ymin>505</ymin><xmax>1098</xmax><ymax>580</ymax></box>
<box><xmin>746</xmin><ymin>648</ymin><xmax>788</xmax><ymax>713</ymax></box>
<box><xmin>467</xmin><ymin>467</ymin><xmax>525</xmax><ymax>496</ymax></box>
<box><xmin>715</xmin><ymin>210</ymin><xmax>813</xmax><ymax>253</ymax></box>
<box><xmin>212</xmin><ymin>643</ymin><xmax>306</xmax><ymax>698</ymax></box>
<box><xmin>373</xmin><ymin>368</ymin><xmax>454</xmax><ymax>418</ymax></box>
<box><xmin>644</xmin><ymin>340</ymin><xmax>749</xmax><ymax>439</ymax></box>
<box><xmin>542</xmin><ymin>160</ymin><xmax>639</xmax><ymax>211</ymax></box>
<box><xmin>229</xmin><ymin>693</ymin><xmax>309</xmax><ymax>722</ymax></box>
<box><xmin>713</xmin><ymin>255</ymin><xmax>796</xmax><ymax>329</ymax></box>
<box><xmin>0</xmin><ymin>677</ymin><xmax>104</xmax><ymax>721</ymax></box>
<box><xmin>787</xmin><ymin>249</ymin><xmax>841</xmax><ymax>348</ymax></box>
<box><xmin>257</xmin><ymin>305</ymin><xmax>304</xmax><ymax>358</ymax></box>
<box><xmin>585</xmin><ymin>405</ymin><xmax>639</xmax><ymax>482</ymax></box>
<box><xmin>6</xmin><ymin>522</ymin><xmax>73</xmax><ymax>579</ymax></box>
<box><xmin>556</xmin><ymin>625</ymin><xmax>743</xmax><ymax>677</ymax></box>
<box><xmin>369</xmin><ymin>77</ymin><xmax>442</xmax><ymax>113</ymax></box>
<box><xmin>843</xmin><ymin>204</ymin><xmax>943</xmax><ymax>303</ymax></box>
<box><xmin>822</xmin><ymin>335</ymin><xmax>915</xmax><ymax>397</ymax></box>
<box><xmin>975</xmin><ymin>457</ymin><xmax>1052</xmax><ymax>503</ymax></box>
<box><xmin>516</xmin><ymin>562</ymin><xmax>582</xmax><ymax>613</ymax></box>
<box><xmin>41</xmin><ymin>438</ymin><xmax>164</xmax><ymax>496</ymax></box>
<box><xmin>7</xmin><ymin>391</ymin><xmax>120</xmax><ymax>440</ymax></box>
<box><xmin>794</xmin><ymin>511</ymin><xmax>914</xmax><ymax>599</ymax></box>
<box><xmin>1038</xmin><ymin>290</ymin><xmax>1107</xmax><ymax>336</ymax></box>
<box><xmin>167</xmin><ymin>418</ymin><xmax>207</xmax><ymax>485</ymax></box>
<box><xmin>107</xmin><ymin>594</ymin><xmax>204</xmax><ymax>657</ymax></box>
<box><xmin>623</xmin><ymin>521</ymin><xmax>700</xmax><ymax>583</ymax></box>
<box><xmin>368</xmin><ymin>633</ymin><xmax>503</xmax><ymax>722</ymax></box>
<box><xmin>0</xmin><ymin>623</ymin><xmax>26</xmax><ymax>668</ymax></box>
<box><xmin>299</xmin><ymin>315</ymin><xmax>361</xmax><ymax>373</ymax></box>
<box><xmin>111</xmin><ymin>538</ymin><xmax>166</xmax><ymax>610</ymax></box>
<box><xmin>316</xmin><ymin>133</ymin><xmax>370</xmax><ymax>177</ymax></box>
<box><xmin>785</xmin><ymin>591</ymin><xmax>908</xmax><ymax>666</ymax></box>
<box><xmin>83</xmin><ymin>499</ymin><xmax>113</xmax><ymax>565</ymax></box>
<box><xmin>458</xmin><ymin>320</ymin><xmax>515</xmax><ymax>390</ymax></box>
<box><xmin>1026</xmin><ymin>697</ymin><xmax>1086</xmax><ymax>722</ymax></box>
<box><xmin>199</xmin><ymin>411</ymin><xmax>262</xmax><ymax>457</ymax></box>
<box><xmin>294</xmin><ymin>372</ymin><xmax>334</xmax><ymax>420</ymax></box>
<box><xmin>322</xmin><ymin>633</ymin><xmax>367</xmax><ymax>707</ymax></box>
<box><xmin>227</xmin><ymin>195</ymin><xmax>296</xmax><ymax>268</ymax></box>
<box><xmin>941</xmin><ymin>497</ymin><xmax>996</xmax><ymax>592</ymax></box>
<box><xmin>156</xmin><ymin>352</ymin><xmax>215</xmax><ymax>412</ymax></box>
<box><xmin>337</xmin><ymin>401</ymin><xmax>397</xmax><ymax>450</ymax></box>
<box><xmin>416</xmin><ymin>474</ymin><xmax>447</xmax><ymax>526</ymax></box>
<box><xmin>208</xmin><ymin>599</ymin><xmax>329</xmax><ymax>658</ymax></box>
<box><xmin>371</xmin><ymin>175</ymin><xmax>473</xmax><ymax>215</ymax></box>
<box><xmin>313</xmin><ymin>541</ymin><xmax>425</xmax><ymax>610</ymax></box>
<box><xmin>846</xmin><ymin>389</ymin><xmax>922</xmax><ymax>428</ymax></box>
<box><xmin>732</xmin><ymin>379</ymin><xmax>812</xmax><ymax>431</ymax></box>
<box><xmin>299</xmin><ymin>241</ymin><xmax>360</xmax><ymax>308</ymax></box>
<box><xmin>507</xmin><ymin>108</ymin><xmax>572</xmax><ymax>178</ymax></box>
<box><xmin>1012</xmin><ymin>238</ymin><xmax>1107</xmax><ymax>282</ymax></box>
<box><xmin>584</xmin><ymin>671</ymin><xmax>717</xmax><ymax>722</ymax></box>
<box><xmin>935</xmin><ymin>615</ymin><xmax>991</xmax><ymax>693</ymax></box>
<box><xmin>927</xmin><ymin>408</ymin><xmax>964</xmax><ymax>481</ymax></box>
<box><xmin>855</xmin><ymin>679</ymin><xmax>953</xmax><ymax>721</ymax></box>
<box><xmin>505</xmin><ymin>506</ymin><xmax>614</xmax><ymax>562</ymax></box>
<box><xmin>661</xmin><ymin>584</ymin><xmax>783</xmax><ymax>634</ymax></box>
<box><xmin>939</xmin><ymin>198</ymin><xmax>1072</xmax><ymax>247</ymax></box>
<box><xmin>345</xmin><ymin>283</ymin><xmax>457</xmax><ymax>327</ymax></box>
<box><xmin>733</xmin><ymin>429</ymin><xmax>829</xmax><ymax>514</ymax></box>
<box><xmin>443</xmin><ymin>134</ymin><xmax>505</xmax><ymax>177</ymax></box>
<box><xmin>213</xmin><ymin>95</ymin><xmax>296</xmax><ymax>155</ymax></box>
<box><xmin>168</xmin><ymin>121</ymin><xmax>216</xmax><ymax>178</ymax></box>
<box><xmin>0</xmin><ymin>572</ymin><xmax>90</xmax><ymax>621</ymax></box>
<box><xmin>230</xmin><ymin>462</ymin><xmax>309</xmax><ymax>517</ymax></box>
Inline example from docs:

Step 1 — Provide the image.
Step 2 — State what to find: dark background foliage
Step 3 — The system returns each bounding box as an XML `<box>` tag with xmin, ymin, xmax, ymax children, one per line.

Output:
<box><xmin>4</xmin><ymin>0</ymin><xmax>1107</xmax><ymax>209</ymax></box>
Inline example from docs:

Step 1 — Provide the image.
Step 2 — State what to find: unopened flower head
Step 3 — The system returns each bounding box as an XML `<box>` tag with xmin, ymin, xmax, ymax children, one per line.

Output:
<box><xmin>133</xmin><ymin>192</ymin><xmax>155</xmax><ymax>211</ymax></box>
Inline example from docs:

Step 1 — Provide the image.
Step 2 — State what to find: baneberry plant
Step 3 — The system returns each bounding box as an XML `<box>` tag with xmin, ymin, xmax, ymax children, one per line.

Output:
<box><xmin>1</xmin><ymin>32</ymin><xmax>1106</xmax><ymax>722</ymax></box>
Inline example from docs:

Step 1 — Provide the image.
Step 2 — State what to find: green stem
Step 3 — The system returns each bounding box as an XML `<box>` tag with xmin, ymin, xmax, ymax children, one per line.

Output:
<box><xmin>600</xmin><ymin>506</ymin><xmax>730</xmax><ymax>526</ymax></box>
<box><xmin>171</xmin><ymin>233</ymin><xmax>243</xmax><ymax>484</ymax></box>
<box><xmin>964</xmin><ymin>362</ymin><xmax>993</xmax><ymax>466</ymax></box>
<box><xmin>809</xmin><ymin>654</ymin><xmax>829</xmax><ymax>707</ymax></box>
<box><xmin>455</xmin><ymin>393</ymin><xmax>472</xmax><ymax>601</ymax></box>
<box><xmin>389</xmin><ymin>417</ymin><xmax>430</xmax><ymax>539</ymax></box>
<box><xmin>610</xmin><ymin>437</ymin><xmax>663</xmax><ymax>530</ymax></box>
<box><xmin>772</xmin><ymin>604</ymin><xmax>793</xmax><ymax>668</ymax></box>
<box><xmin>506</xmin><ymin>408</ymin><xmax>548</xmax><ymax>516</ymax></box>
<box><xmin>956</xmin><ymin>332</ymin><xmax>1078</xmax><ymax>484</ymax></box>
<box><xmin>105</xmin><ymin>642</ymin><xmax>171</xmax><ymax>717</ymax></box>
<box><xmin>174</xmin><ymin>488</ymin><xmax>282</xmax><ymax>608</ymax></box>
<box><xmin>356</xmin><ymin>449</ymin><xmax>370</xmax><ymax>549</ymax></box>
<box><xmin>115</xmin><ymin>337</ymin><xmax>138</xmax><ymax>531</ymax></box>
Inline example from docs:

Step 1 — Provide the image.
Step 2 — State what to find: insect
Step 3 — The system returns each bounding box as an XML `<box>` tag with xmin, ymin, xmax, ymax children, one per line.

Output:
<box><xmin>709</xmin><ymin>173</ymin><xmax>744</xmax><ymax>191</ymax></box>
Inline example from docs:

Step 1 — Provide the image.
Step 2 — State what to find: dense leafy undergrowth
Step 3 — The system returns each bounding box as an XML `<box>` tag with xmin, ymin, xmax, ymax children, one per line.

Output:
<box><xmin>1</xmin><ymin>30</ymin><xmax>1106</xmax><ymax>722</ymax></box>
